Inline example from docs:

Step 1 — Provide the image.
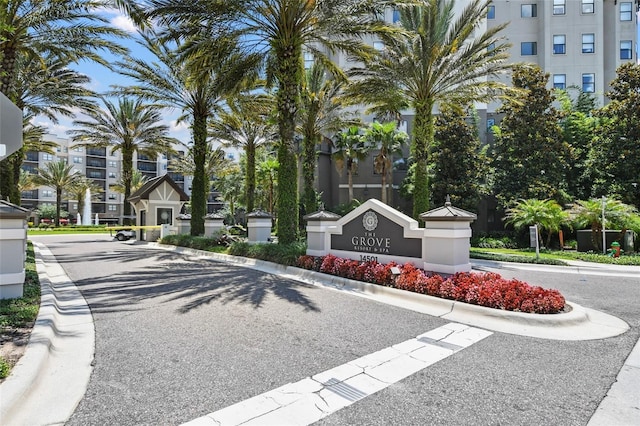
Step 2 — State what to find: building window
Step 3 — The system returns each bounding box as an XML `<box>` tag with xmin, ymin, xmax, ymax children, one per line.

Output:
<box><xmin>553</xmin><ymin>35</ymin><xmax>566</xmax><ymax>54</ymax></box>
<box><xmin>582</xmin><ymin>34</ymin><xmax>594</xmax><ymax>53</ymax></box>
<box><xmin>582</xmin><ymin>73</ymin><xmax>595</xmax><ymax>93</ymax></box>
<box><xmin>620</xmin><ymin>2</ymin><xmax>632</xmax><ymax>21</ymax></box>
<box><xmin>42</xmin><ymin>153</ymin><xmax>54</xmax><ymax>161</ymax></box>
<box><xmin>620</xmin><ymin>40</ymin><xmax>633</xmax><ymax>60</ymax></box>
<box><xmin>108</xmin><ymin>194</ymin><xmax>117</xmax><ymax>200</ymax></box>
<box><xmin>392</xmin><ymin>8</ymin><xmax>401</xmax><ymax>23</ymax></box>
<box><xmin>108</xmin><ymin>205</ymin><xmax>117</xmax><ymax>212</ymax></box>
<box><xmin>42</xmin><ymin>190</ymin><xmax>53</xmax><ymax>197</ymax></box>
<box><xmin>521</xmin><ymin>4</ymin><xmax>537</xmax><ymax>18</ymax></box>
<box><xmin>108</xmin><ymin>161</ymin><xmax>117</xmax><ymax>167</ymax></box>
<box><xmin>553</xmin><ymin>0</ymin><xmax>565</xmax><ymax>15</ymax></box>
<box><xmin>487</xmin><ymin>42</ymin><xmax>496</xmax><ymax>55</ymax></box>
<box><xmin>108</xmin><ymin>172</ymin><xmax>117</xmax><ymax>178</ymax></box>
<box><xmin>487</xmin><ymin>5</ymin><xmax>495</xmax><ymax>19</ymax></box>
<box><xmin>73</xmin><ymin>146</ymin><xmax>83</xmax><ymax>152</ymax></box>
<box><xmin>73</xmin><ymin>157</ymin><xmax>83</xmax><ymax>164</ymax></box>
<box><xmin>581</xmin><ymin>0</ymin><xmax>594</xmax><ymax>14</ymax></box>
<box><xmin>73</xmin><ymin>204</ymin><xmax>78</xmax><ymax>210</ymax></box>
<box><xmin>303</xmin><ymin>51</ymin><xmax>314</xmax><ymax>69</ymax></box>
<box><xmin>553</xmin><ymin>74</ymin><xmax>566</xmax><ymax>90</ymax></box>
<box><xmin>521</xmin><ymin>42</ymin><xmax>537</xmax><ymax>56</ymax></box>
<box><xmin>373</xmin><ymin>41</ymin><xmax>385</xmax><ymax>51</ymax></box>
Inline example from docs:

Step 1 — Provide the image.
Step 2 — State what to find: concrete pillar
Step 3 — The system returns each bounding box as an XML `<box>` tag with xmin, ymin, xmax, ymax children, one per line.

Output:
<box><xmin>175</xmin><ymin>214</ymin><xmax>191</xmax><ymax>235</ymax></box>
<box><xmin>0</xmin><ymin>201</ymin><xmax>29</xmax><ymax>299</ymax></box>
<box><xmin>204</xmin><ymin>213</ymin><xmax>225</xmax><ymax>237</ymax></box>
<box><xmin>246</xmin><ymin>210</ymin><xmax>273</xmax><ymax>244</ymax></box>
<box><xmin>303</xmin><ymin>209</ymin><xmax>341</xmax><ymax>257</ymax></box>
<box><xmin>419</xmin><ymin>197</ymin><xmax>477</xmax><ymax>274</ymax></box>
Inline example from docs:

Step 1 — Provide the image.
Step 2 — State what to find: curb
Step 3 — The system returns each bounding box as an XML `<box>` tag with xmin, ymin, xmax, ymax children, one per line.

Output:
<box><xmin>151</xmin><ymin>243</ymin><xmax>629</xmax><ymax>341</ymax></box>
<box><xmin>0</xmin><ymin>242</ymin><xmax>95</xmax><ymax>426</ymax></box>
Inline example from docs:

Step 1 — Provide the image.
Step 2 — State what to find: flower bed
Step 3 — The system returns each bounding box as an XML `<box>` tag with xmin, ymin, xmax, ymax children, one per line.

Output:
<box><xmin>296</xmin><ymin>254</ymin><xmax>566</xmax><ymax>314</ymax></box>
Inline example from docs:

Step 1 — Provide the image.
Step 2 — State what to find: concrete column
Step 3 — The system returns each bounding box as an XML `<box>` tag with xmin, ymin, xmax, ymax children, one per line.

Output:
<box><xmin>0</xmin><ymin>201</ymin><xmax>29</xmax><ymax>299</ymax></box>
<box><xmin>419</xmin><ymin>198</ymin><xmax>477</xmax><ymax>274</ymax></box>
<box><xmin>246</xmin><ymin>210</ymin><xmax>273</xmax><ymax>244</ymax></box>
<box><xmin>175</xmin><ymin>214</ymin><xmax>191</xmax><ymax>235</ymax></box>
<box><xmin>204</xmin><ymin>213</ymin><xmax>225</xmax><ymax>237</ymax></box>
<box><xmin>303</xmin><ymin>210</ymin><xmax>341</xmax><ymax>257</ymax></box>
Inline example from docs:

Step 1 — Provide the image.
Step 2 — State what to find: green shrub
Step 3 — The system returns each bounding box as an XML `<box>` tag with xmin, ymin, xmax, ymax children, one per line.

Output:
<box><xmin>228</xmin><ymin>241</ymin><xmax>306</xmax><ymax>266</ymax></box>
<box><xmin>0</xmin><ymin>357</ymin><xmax>10</xmax><ymax>379</ymax></box>
<box><xmin>0</xmin><ymin>242</ymin><xmax>40</xmax><ymax>328</ymax></box>
<box><xmin>470</xmin><ymin>251</ymin><xmax>567</xmax><ymax>266</ymax></box>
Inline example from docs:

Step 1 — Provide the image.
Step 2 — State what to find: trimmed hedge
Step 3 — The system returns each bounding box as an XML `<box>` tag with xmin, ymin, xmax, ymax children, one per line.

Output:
<box><xmin>228</xmin><ymin>241</ymin><xmax>306</xmax><ymax>266</ymax></box>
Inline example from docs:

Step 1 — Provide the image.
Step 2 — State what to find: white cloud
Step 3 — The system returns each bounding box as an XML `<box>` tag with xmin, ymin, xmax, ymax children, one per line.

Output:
<box><xmin>111</xmin><ymin>14</ymin><xmax>137</xmax><ymax>33</ymax></box>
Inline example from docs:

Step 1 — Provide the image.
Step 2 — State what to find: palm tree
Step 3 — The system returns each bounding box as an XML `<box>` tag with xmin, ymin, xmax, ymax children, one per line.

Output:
<box><xmin>0</xmin><ymin>0</ymin><xmax>128</xmax><ymax>203</ymax></box>
<box><xmin>348</xmin><ymin>0</ymin><xmax>512</xmax><ymax>219</ymax></box>
<box><xmin>31</xmin><ymin>160</ymin><xmax>81</xmax><ymax>226</ymax></box>
<box><xmin>116</xmin><ymin>32</ymin><xmax>258</xmax><ymax>235</ymax></box>
<box><xmin>212</xmin><ymin>164</ymin><xmax>243</xmax><ymax>224</ymax></box>
<box><xmin>570</xmin><ymin>198</ymin><xmax>637</xmax><ymax>251</ymax></box>
<box><xmin>299</xmin><ymin>61</ymin><xmax>358</xmax><ymax>214</ymax></box>
<box><xmin>111</xmin><ymin>169</ymin><xmax>148</xmax><ymax>195</ymax></box>
<box><xmin>18</xmin><ymin>169</ymin><xmax>36</xmax><ymax>193</ymax></box>
<box><xmin>146</xmin><ymin>0</ymin><xmax>401</xmax><ymax>243</ymax></box>
<box><xmin>504</xmin><ymin>199</ymin><xmax>569</xmax><ymax>249</ymax></box>
<box><xmin>68</xmin><ymin>177</ymin><xmax>104</xmax><ymax>222</ymax></box>
<box><xmin>332</xmin><ymin>126</ymin><xmax>370</xmax><ymax>203</ymax></box>
<box><xmin>365</xmin><ymin>121</ymin><xmax>409</xmax><ymax>205</ymax></box>
<box><xmin>209</xmin><ymin>93</ymin><xmax>276</xmax><ymax>214</ymax></box>
<box><xmin>69</xmin><ymin>97</ymin><xmax>179</xmax><ymax>224</ymax></box>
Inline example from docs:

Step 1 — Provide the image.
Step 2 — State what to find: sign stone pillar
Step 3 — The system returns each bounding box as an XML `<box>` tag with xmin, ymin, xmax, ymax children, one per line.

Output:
<box><xmin>419</xmin><ymin>197</ymin><xmax>477</xmax><ymax>274</ymax></box>
<box><xmin>175</xmin><ymin>214</ymin><xmax>191</xmax><ymax>235</ymax></box>
<box><xmin>247</xmin><ymin>210</ymin><xmax>273</xmax><ymax>244</ymax></box>
<box><xmin>204</xmin><ymin>213</ymin><xmax>225</xmax><ymax>237</ymax></box>
<box><xmin>304</xmin><ymin>209</ymin><xmax>342</xmax><ymax>257</ymax></box>
<box><xmin>0</xmin><ymin>201</ymin><xmax>29</xmax><ymax>299</ymax></box>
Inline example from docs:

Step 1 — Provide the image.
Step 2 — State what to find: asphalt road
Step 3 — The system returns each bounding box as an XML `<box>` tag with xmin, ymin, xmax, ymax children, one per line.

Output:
<box><xmin>31</xmin><ymin>234</ymin><xmax>640</xmax><ymax>426</ymax></box>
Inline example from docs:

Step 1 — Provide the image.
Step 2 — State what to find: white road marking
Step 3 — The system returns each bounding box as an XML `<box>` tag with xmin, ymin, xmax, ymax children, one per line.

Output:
<box><xmin>183</xmin><ymin>323</ymin><xmax>492</xmax><ymax>426</ymax></box>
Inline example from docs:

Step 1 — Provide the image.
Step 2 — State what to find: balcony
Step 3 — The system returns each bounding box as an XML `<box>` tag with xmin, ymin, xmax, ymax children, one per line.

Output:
<box><xmin>87</xmin><ymin>159</ymin><xmax>106</xmax><ymax>168</ymax></box>
<box><xmin>25</xmin><ymin>151</ymin><xmax>39</xmax><ymax>162</ymax></box>
<box><xmin>86</xmin><ymin>147</ymin><xmax>106</xmax><ymax>157</ymax></box>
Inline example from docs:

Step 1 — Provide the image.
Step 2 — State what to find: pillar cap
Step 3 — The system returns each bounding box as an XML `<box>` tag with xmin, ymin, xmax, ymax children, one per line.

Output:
<box><xmin>0</xmin><ymin>200</ymin><xmax>29</xmax><ymax>219</ymax></box>
<box><xmin>247</xmin><ymin>209</ymin><xmax>272</xmax><ymax>218</ymax></box>
<box><xmin>204</xmin><ymin>212</ymin><xmax>224</xmax><ymax>220</ymax></box>
<box><xmin>419</xmin><ymin>196</ymin><xmax>477</xmax><ymax>222</ymax></box>
<box><xmin>303</xmin><ymin>210</ymin><xmax>341</xmax><ymax>221</ymax></box>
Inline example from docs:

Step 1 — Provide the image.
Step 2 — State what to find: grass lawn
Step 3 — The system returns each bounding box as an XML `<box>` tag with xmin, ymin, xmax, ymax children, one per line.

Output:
<box><xmin>471</xmin><ymin>247</ymin><xmax>640</xmax><ymax>266</ymax></box>
<box><xmin>28</xmin><ymin>227</ymin><xmax>111</xmax><ymax>236</ymax></box>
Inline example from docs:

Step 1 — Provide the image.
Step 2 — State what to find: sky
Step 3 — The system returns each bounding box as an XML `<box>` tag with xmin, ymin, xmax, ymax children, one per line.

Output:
<box><xmin>34</xmin><ymin>8</ymin><xmax>192</xmax><ymax>146</ymax></box>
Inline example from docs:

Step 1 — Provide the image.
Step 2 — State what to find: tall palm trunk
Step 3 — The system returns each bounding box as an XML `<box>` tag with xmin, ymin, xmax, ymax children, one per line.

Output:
<box><xmin>275</xmin><ymin>45</ymin><xmax>301</xmax><ymax>244</ymax></box>
<box><xmin>0</xmin><ymin>45</ymin><xmax>18</xmax><ymax>96</ymax></box>
<box><xmin>413</xmin><ymin>99</ymin><xmax>435</xmax><ymax>219</ymax></box>
<box><xmin>122</xmin><ymin>146</ymin><xmax>133</xmax><ymax>225</ymax></box>
<box><xmin>55</xmin><ymin>187</ymin><xmax>63</xmax><ymax>227</ymax></box>
<box><xmin>347</xmin><ymin>161</ymin><xmax>354</xmax><ymax>202</ymax></box>
<box><xmin>191</xmin><ymin>113</ymin><xmax>208</xmax><ymax>235</ymax></box>
<box><xmin>302</xmin><ymin>133</ymin><xmax>320</xmax><ymax>214</ymax></box>
<box><xmin>246</xmin><ymin>142</ymin><xmax>256</xmax><ymax>213</ymax></box>
<box><xmin>381</xmin><ymin>165</ymin><xmax>388</xmax><ymax>205</ymax></box>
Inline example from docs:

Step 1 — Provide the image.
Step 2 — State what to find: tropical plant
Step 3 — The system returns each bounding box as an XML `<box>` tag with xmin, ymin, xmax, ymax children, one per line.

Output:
<box><xmin>168</xmin><ymin>145</ymin><xmax>235</xmax><ymax>201</ymax></box>
<box><xmin>504</xmin><ymin>199</ymin><xmax>569</xmax><ymax>249</ymax></box>
<box><xmin>116</xmin><ymin>31</ymin><xmax>259</xmax><ymax>235</ymax></box>
<box><xmin>256</xmin><ymin>156</ymin><xmax>279</xmax><ymax>215</ymax></box>
<box><xmin>146</xmin><ymin>0</ymin><xmax>401</xmax><ymax>243</ymax></box>
<box><xmin>299</xmin><ymin>61</ymin><xmax>358</xmax><ymax>214</ymax></box>
<box><xmin>364</xmin><ymin>121</ymin><xmax>408</xmax><ymax>205</ymax></box>
<box><xmin>17</xmin><ymin>169</ymin><xmax>36</xmax><ymax>193</ymax></box>
<box><xmin>332</xmin><ymin>126</ymin><xmax>370</xmax><ymax>203</ymax></box>
<box><xmin>31</xmin><ymin>160</ymin><xmax>81</xmax><ymax>226</ymax></box>
<box><xmin>69</xmin><ymin>97</ymin><xmax>179</xmax><ymax>224</ymax></box>
<box><xmin>570</xmin><ymin>198</ymin><xmax>638</xmax><ymax>251</ymax></box>
<box><xmin>209</xmin><ymin>93</ymin><xmax>276</xmax><ymax>214</ymax></box>
<box><xmin>0</xmin><ymin>0</ymin><xmax>128</xmax><ymax>203</ymax></box>
<box><xmin>213</xmin><ymin>164</ymin><xmax>243</xmax><ymax>222</ymax></box>
<box><xmin>111</xmin><ymin>169</ymin><xmax>148</xmax><ymax>195</ymax></box>
<box><xmin>347</xmin><ymin>0</ymin><xmax>512</xmax><ymax>219</ymax></box>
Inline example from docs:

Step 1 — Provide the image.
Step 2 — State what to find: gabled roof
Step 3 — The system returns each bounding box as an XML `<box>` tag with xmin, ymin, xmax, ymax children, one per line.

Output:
<box><xmin>0</xmin><ymin>200</ymin><xmax>30</xmax><ymax>218</ymax></box>
<box><xmin>127</xmin><ymin>174</ymin><xmax>189</xmax><ymax>204</ymax></box>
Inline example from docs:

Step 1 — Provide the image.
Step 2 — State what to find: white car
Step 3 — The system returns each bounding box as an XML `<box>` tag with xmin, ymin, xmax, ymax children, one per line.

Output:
<box><xmin>114</xmin><ymin>229</ymin><xmax>136</xmax><ymax>241</ymax></box>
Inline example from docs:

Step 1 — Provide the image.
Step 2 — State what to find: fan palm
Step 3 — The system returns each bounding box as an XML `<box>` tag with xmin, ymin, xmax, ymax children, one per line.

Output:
<box><xmin>209</xmin><ymin>93</ymin><xmax>277</xmax><ymax>214</ymax></box>
<box><xmin>31</xmin><ymin>160</ymin><xmax>82</xmax><ymax>226</ymax></box>
<box><xmin>365</xmin><ymin>121</ymin><xmax>409</xmax><ymax>205</ymax></box>
<box><xmin>69</xmin><ymin>97</ymin><xmax>179</xmax><ymax>223</ymax></box>
<box><xmin>348</xmin><ymin>0</ymin><xmax>512</xmax><ymax>219</ymax></box>
<box><xmin>116</xmin><ymin>31</ymin><xmax>259</xmax><ymax>235</ymax></box>
<box><xmin>299</xmin><ymin>61</ymin><xmax>359</xmax><ymax>214</ymax></box>
<box><xmin>146</xmin><ymin>0</ymin><xmax>402</xmax><ymax>243</ymax></box>
<box><xmin>332</xmin><ymin>126</ymin><xmax>370</xmax><ymax>203</ymax></box>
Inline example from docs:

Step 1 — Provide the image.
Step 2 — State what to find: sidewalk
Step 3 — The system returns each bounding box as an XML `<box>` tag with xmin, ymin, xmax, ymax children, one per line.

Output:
<box><xmin>1</xmin><ymin>241</ymin><xmax>637</xmax><ymax>425</ymax></box>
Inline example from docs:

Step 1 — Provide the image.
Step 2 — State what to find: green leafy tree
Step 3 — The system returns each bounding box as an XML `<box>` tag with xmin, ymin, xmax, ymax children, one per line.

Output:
<box><xmin>214</xmin><ymin>164</ymin><xmax>243</xmax><ymax>224</ymax></box>
<box><xmin>117</xmin><ymin>32</ymin><xmax>257</xmax><ymax>235</ymax></box>
<box><xmin>347</xmin><ymin>0</ymin><xmax>512</xmax><ymax>219</ymax></box>
<box><xmin>589</xmin><ymin>63</ymin><xmax>640</xmax><ymax>209</ymax></box>
<box><xmin>35</xmin><ymin>203</ymin><xmax>68</xmax><ymax>222</ymax></box>
<box><xmin>332</xmin><ymin>126</ymin><xmax>370</xmax><ymax>203</ymax></box>
<box><xmin>69</xmin><ymin>98</ymin><xmax>179</xmax><ymax>224</ymax></box>
<box><xmin>209</xmin><ymin>93</ymin><xmax>276</xmax><ymax>214</ymax></box>
<box><xmin>431</xmin><ymin>107</ymin><xmax>489</xmax><ymax>212</ymax></box>
<box><xmin>492</xmin><ymin>64</ymin><xmax>571</xmax><ymax>207</ymax></box>
<box><xmin>111</xmin><ymin>169</ymin><xmax>148</xmax><ymax>195</ymax></box>
<box><xmin>570</xmin><ymin>198</ymin><xmax>637</xmax><ymax>251</ymax></box>
<box><xmin>256</xmin><ymin>155</ymin><xmax>279</xmax><ymax>215</ymax></box>
<box><xmin>364</xmin><ymin>121</ymin><xmax>408</xmax><ymax>205</ymax></box>
<box><xmin>504</xmin><ymin>199</ymin><xmax>569</xmax><ymax>248</ymax></box>
<box><xmin>0</xmin><ymin>0</ymin><xmax>128</xmax><ymax>203</ymax></box>
<box><xmin>299</xmin><ymin>61</ymin><xmax>357</xmax><ymax>214</ymax></box>
<box><xmin>31</xmin><ymin>160</ymin><xmax>81</xmax><ymax>226</ymax></box>
<box><xmin>147</xmin><ymin>0</ymin><xmax>400</xmax><ymax>243</ymax></box>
